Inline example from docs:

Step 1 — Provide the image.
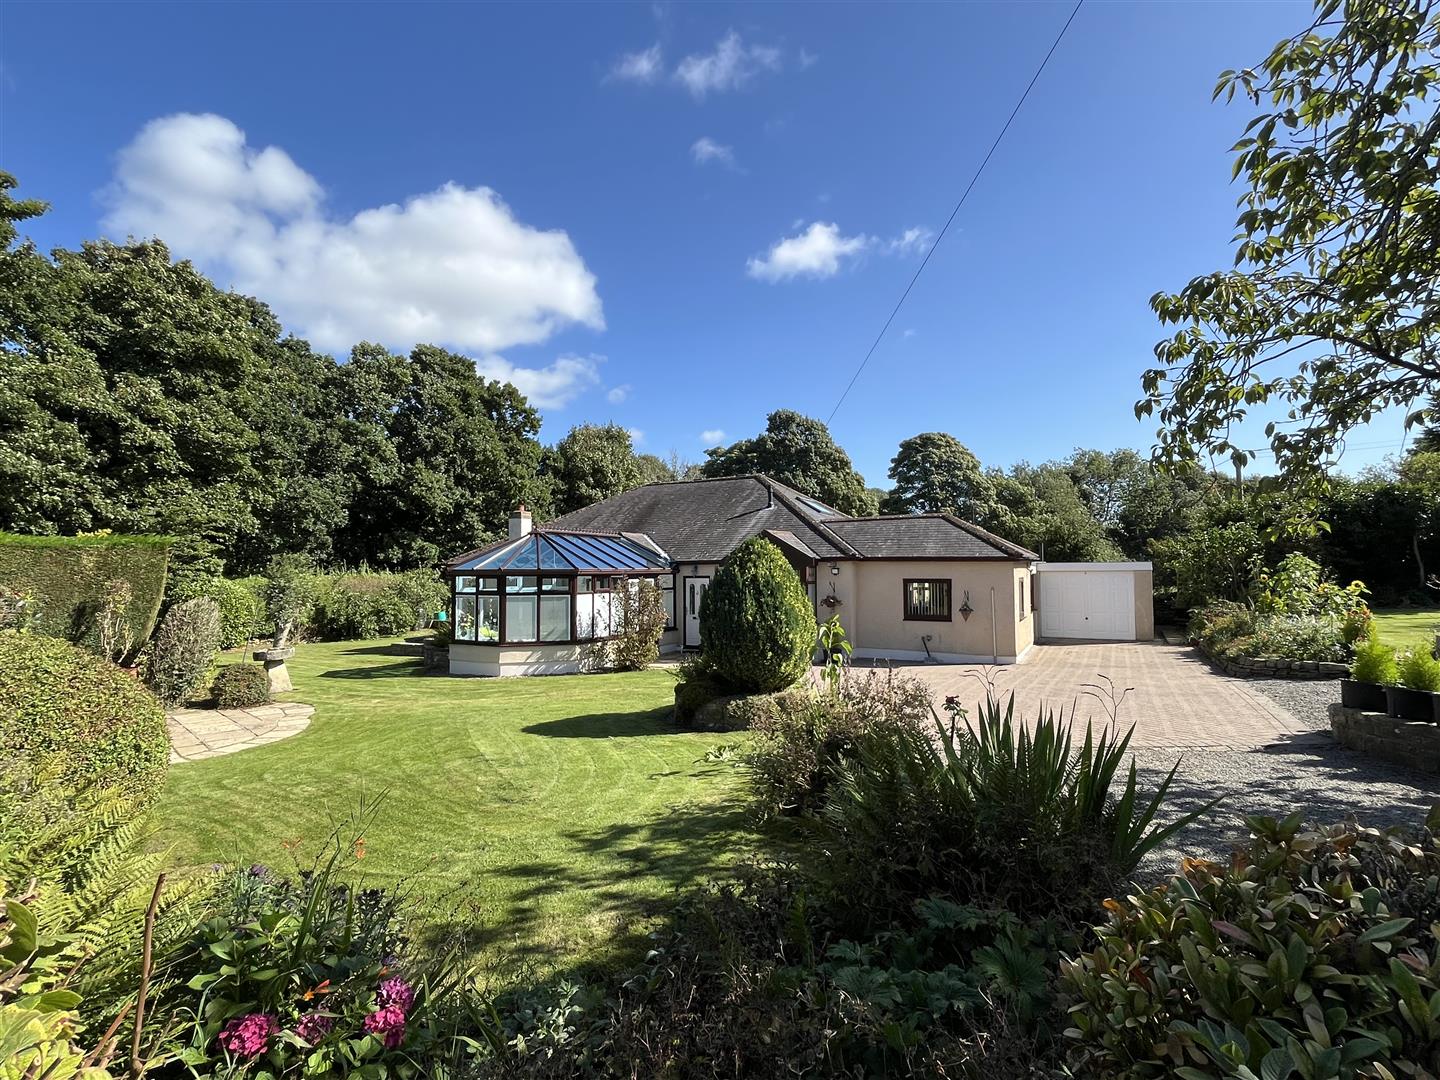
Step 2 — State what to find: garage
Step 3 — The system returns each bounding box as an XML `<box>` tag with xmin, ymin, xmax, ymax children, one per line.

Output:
<box><xmin>1036</xmin><ymin>562</ymin><xmax>1153</xmax><ymax>642</ymax></box>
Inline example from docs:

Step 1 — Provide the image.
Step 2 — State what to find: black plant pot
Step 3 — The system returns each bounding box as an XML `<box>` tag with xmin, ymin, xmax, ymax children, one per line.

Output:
<box><xmin>1340</xmin><ymin>678</ymin><xmax>1388</xmax><ymax>712</ymax></box>
<box><xmin>1385</xmin><ymin>685</ymin><xmax>1439</xmax><ymax>722</ymax></box>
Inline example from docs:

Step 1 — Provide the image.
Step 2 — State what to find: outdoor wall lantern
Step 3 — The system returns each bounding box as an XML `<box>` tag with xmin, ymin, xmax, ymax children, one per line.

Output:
<box><xmin>958</xmin><ymin>590</ymin><xmax>974</xmax><ymax>621</ymax></box>
<box><xmin>830</xmin><ymin>563</ymin><xmax>840</xmax><ymax>575</ymax></box>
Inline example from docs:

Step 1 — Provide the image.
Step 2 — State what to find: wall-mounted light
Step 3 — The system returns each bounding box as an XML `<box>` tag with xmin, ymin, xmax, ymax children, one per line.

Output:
<box><xmin>830</xmin><ymin>563</ymin><xmax>840</xmax><ymax>576</ymax></box>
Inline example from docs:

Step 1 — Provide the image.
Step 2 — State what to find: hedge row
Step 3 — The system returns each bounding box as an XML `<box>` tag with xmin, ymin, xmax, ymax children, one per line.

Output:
<box><xmin>0</xmin><ymin>532</ymin><xmax>171</xmax><ymax>658</ymax></box>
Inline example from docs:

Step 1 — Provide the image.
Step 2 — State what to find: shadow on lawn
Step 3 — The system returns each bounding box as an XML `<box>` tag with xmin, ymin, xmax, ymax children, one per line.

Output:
<box><xmin>413</xmin><ymin>789</ymin><xmax>757</xmax><ymax>970</ymax></box>
<box><xmin>521</xmin><ymin>706</ymin><xmax>684</xmax><ymax>739</ymax></box>
<box><xmin>318</xmin><ymin>658</ymin><xmax>427</xmax><ymax>680</ymax></box>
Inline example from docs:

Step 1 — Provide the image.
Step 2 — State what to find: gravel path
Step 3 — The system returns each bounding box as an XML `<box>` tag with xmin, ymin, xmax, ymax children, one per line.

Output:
<box><xmin>1130</xmin><ymin>676</ymin><xmax>1440</xmax><ymax>882</ymax></box>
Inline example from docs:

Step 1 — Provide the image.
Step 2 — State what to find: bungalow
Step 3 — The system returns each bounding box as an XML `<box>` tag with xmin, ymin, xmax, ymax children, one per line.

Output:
<box><xmin>442</xmin><ymin>474</ymin><xmax>1152</xmax><ymax>676</ymax></box>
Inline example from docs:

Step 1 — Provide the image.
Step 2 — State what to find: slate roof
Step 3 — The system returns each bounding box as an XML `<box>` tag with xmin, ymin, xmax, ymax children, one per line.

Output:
<box><xmin>543</xmin><ymin>476</ymin><xmax>1036</xmax><ymax>564</ymax></box>
<box><xmin>546</xmin><ymin>475</ymin><xmax>858</xmax><ymax>562</ymax></box>
<box><xmin>821</xmin><ymin>514</ymin><xmax>1039</xmax><ymax>561</ymax></box>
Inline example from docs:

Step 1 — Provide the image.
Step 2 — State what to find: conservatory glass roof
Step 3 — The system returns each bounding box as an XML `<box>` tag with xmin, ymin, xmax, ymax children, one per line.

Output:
<box><xmin>447</xmin><ymin>530</ymin><xmax>672</xmax><ymax>574</ymax></box>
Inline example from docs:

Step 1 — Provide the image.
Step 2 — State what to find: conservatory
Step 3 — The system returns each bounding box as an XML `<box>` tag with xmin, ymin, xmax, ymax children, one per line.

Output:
<box><xmin>443</xmin><ymin>519</ymin><xmax>676</xmax><ymax>676</ymax></box>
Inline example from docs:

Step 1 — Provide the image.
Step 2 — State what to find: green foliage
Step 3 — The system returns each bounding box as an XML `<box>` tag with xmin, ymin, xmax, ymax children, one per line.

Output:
<box><xmin>0</xmin><ymin>179</ymin><xmax>552</xmax><ymax>576</ymax></box>
<box><xmin>807</xmin><ymin>693</ymin><xmax>1213</xmax><ymax>930</ymax></box>
<box><xmin>584</xmin><ymin>579</ymin><xmax>666</xmax><ymax>671</ymax></box>
<box><xmin>987</xmin><ymin>463</ymin><xmax>1122</xmax><ymax>563</ymax></box>
<box><xmin>170</xmin><ymin>573</ymin><xmax>264</xmax><ymax>649</ymax></box>
<box><xmin>159</xmin><ymin>813</ymin><xmax>445</xmax><ymax>1076</ymax></box>
<box><xmin>1351</xmin><ymin>636</ymin><xmax>1399</xmax><ymax>685</ymax></box>
<box><xmin>545</xmin><ymin>422</ymin><xmax>645</xmax><ymax>515</ymax></box>
<box><xmin>1191</xmin><ymin>601</ymin><xmax>1352</xmax><ymax>663</ymax></box>
<box><xmin>700</xmin><ymin>536</ymin><xmax>814</xmax><ymax>693</ymax></box>
<box><xmin>0</xmin><ymin>532</ymin><xmax>170</xmax><ymax>660</ymax></box>
<box><xmin>744</xmin><ymin>669</ymin><xmax>933</xmax><ymax>817</ymax></box>
<box><xmin>308</xmin><ymin>572</ymin><xmax>419</xmax><ymax>641</ymax></box>
<box><xmin>0</xmin><ymin>632</ymin><xmax>169</xmax><ymax>805</ymax></box>
<box><xmin>210</xmin><ymin>664</ymin><xmax>271</xmax><ymax>709</ymax></box>
<box><xmin>816</xmin><ymin>614</ymin><xmax>851</xmax><ymax>695</ymax></box>
<box><xmin>1150</xmin><ymin>521</ymin><xmax>1264</xmax><ymax>610</ymax></box>
<box><xmin>1063</xmin><ymin>809</ymin><xmax>1440</xmax><ymax>1079</ymax></box>
<box><xmin>1255</xmin><ymin>552</ymin><xmax>1370</xmax><ymax>626</ymax></box>
<box><xmin>0</xmin><ymin>765</ymin><xmax>212</xmax><ymax>1049</ymax></box>
<box><xmin>1140</xmin><ymin>0</ymin><xmax>1440</xmax><ymax>487</ymax></box>
<box><xmin>147</xmin><ymin>596</ymin><xmax>221</xmax><ymax>708</ymax></box>
<box><xmin>701</xmin><ymin>409</ymin><xmax>878</xmax><ymax>516</ymax></box>
<box><xmin>1398</xmin><ymin>646</ymin><xmax>1440</xmax><ymax>692</ymax></box>
<box><xmin>883</xmin><ymin>432</ymin><xmax>999</xmax><ymax>519</ymax></box>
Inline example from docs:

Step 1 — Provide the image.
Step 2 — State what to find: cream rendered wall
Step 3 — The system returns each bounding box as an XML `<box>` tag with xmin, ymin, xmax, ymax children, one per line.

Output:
<box><xmin>830</xmin><ymin>559</ymin><xmax>1034</xmax><ymax>664</ymax></box>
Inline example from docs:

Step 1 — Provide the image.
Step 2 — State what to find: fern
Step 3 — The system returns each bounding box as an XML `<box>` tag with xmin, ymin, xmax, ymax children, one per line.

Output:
<box><xmin>0</xmin><ymin>760</ymin><xmax>216</xmax><ymax>1031</ymax></box>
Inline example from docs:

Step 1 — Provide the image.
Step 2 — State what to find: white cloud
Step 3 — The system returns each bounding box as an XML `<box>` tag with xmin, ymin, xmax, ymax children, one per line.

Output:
<box><xmin>887</xmin><ymin>226</ymin><xmax>934</xmax><ymax>255</ymax></box>
<box><xmin>746</xmin><ymin>222</ymin><xmax>937</xmax><ymax>283</ymax></box>
<box><xmin>609</xmin><ymin>43</ymin><xmax>664</xmax><ymax>84</ymax></box>
<box><xmin>103</xmin><ymin>113</ymin><xmax>604</xmax><ymax>356</ymax></box>
<box><xmin>473</xmin><ymin>353</ymin><xmax>601</xmax><ymax>410</ymax></box>
<box><xmin>626</xmin><ymin>427</ymin><xmax>645</xmax><ymax>445</ymax></box>
<box><xmin>700</xmin><ymin>428</ymin><xmax>727</xmax><ymax>445</ymax></box>
<box><xmin>799</xmin><ymin>48</ymin><xmax>819</xmax><ymax>69</ymax></box>
<box><xmin>675</xmin><ymin>32</ymin><xmax>781</xmax><ymax>98</ymax></box>
<box><xmin>746</xmin><ymin>221</ymin><xmax>870</xmax><ymax>282</ymax></box>
<box><xmin>606</xmin><ymin>384</ymin><xmax>631</xmax><ymax>404</ymax></box>
<box><xmin>902</xmin><ymin>328</ymin><xmax>917</xmax><ymax>338</ymax></box>
<box><xmin>690</xmin><ymin>136</ymin><xmax>737</xmax><ymax>169</ymax></box>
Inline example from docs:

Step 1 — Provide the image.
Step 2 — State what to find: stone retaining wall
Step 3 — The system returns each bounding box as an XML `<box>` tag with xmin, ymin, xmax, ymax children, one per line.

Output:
<box><xmin>1199</xmin><ymin>642</ymin><xmax>1348</xmax><ymax>680</ymax></box>
<box><xmin>1329</xmin><ymin>703</ymin><xmax>1440</xmax><ymax>773</ymax></box>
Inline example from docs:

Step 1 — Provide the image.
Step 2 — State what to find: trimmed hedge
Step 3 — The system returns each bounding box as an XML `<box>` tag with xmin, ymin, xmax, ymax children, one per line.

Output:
<box><xmin>0</xmin><ymin>630</ymin><xmax>169</xmax><ymax>805</ymax></box>
<box><xmin>0</xmin><ymin>532</ymin><xmax>170</xmax><ymax>659</ymax></box>
<box><xmin>699</xmin><ymin>537</ymin><xmax>814</xmax><ymax>693</ymax></box>
<box><xmin>170</xmin><ymin>574</ymin><xmax>264</xmax><ymax>649</ymax></box>
<box><xmin>211</xmin><ymin>663</ymin><xmax>271</xmax><ymax>709</ymax></box>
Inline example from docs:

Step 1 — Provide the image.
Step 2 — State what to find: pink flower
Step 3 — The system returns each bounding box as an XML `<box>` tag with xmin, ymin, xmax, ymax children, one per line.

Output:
<box><xmin>364</xmin><ymin>1004</ymin><xmax>407</xmax><ymax>1049</ymax></box>
<box><xmin>377</xmin><ymin>975</ymin><xmax>414</xmax><ymax>1013</ymax></box>
<box><xmin>295</xmin><ymin>1011</ymin><xmax>335</xmax><ymax>1046</ymax></box>
<box><xmin>217</xmin><ymin>1013</ymin><xmax>279</xmax><ymax>1058</ymax></box>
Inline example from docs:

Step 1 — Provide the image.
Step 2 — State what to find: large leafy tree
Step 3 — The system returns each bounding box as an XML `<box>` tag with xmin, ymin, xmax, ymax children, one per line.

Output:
<box><xmin>1064</xmin><ymin>449</ymin><xmax>1215</xmax><ymax>558</ymax></box>
<box><xmin>881</xmin><ymin>432</ymin><xmax>1000</xmax><ymax>520</ymax></box>
<box><xmin>1140</xmin><ymin>0</ymin><xmax>1440</xmax><ymax>484</ymax></box>
<box><xmin>0</xmin><ymin>219</ymin><xmax>344</xmax><ymax>576</ymax></box>
<box><xmin>545</xmin><ymin>423</ymin><xmax>644</xmax><ymax>515</ymax></box>
<box><xmin>701</xmin><ymin>409</ymin><xmax>877</xmax><ymax>515</ymax></box>
<box><xmin>335</xmin><ymin>343</ymin><xmax>549</xmax><ymax>567</ymax></box>
<box><xmin>989</xmin><ymin>463</ymin><xmax>1122</xmax><ymax>563</ymax></box>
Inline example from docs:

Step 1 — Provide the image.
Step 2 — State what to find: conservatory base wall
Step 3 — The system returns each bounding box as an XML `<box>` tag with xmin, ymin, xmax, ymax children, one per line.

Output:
<box><xmin>451</xmin><ymin>638</ymin><xmax>682</xmax><ymax>677</ymax></box>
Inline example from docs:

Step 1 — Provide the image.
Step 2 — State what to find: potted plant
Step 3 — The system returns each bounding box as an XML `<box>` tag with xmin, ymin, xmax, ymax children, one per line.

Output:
<box><xmin>1341</xmin><ymin>636</ymin><xmax>1397</xmax><ymax>711</ymax></box>
<box><xmin>1385</xmin><ymin>647</ymin><xmax>1440</xmax><ymax>722</ymax></box>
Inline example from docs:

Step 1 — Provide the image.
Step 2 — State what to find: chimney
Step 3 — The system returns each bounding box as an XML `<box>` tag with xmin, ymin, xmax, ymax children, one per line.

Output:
<box><xmin>508</xmin><ymin>504</ymin><xmax>532</xmax><ymax>539</ymax></box>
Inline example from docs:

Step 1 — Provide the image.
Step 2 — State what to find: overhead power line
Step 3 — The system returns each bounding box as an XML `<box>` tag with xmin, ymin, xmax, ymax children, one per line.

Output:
<box><xmin>825</xmin><ymin>0</ymin><xmax>1085</xmax><ymax>425</ymax></box>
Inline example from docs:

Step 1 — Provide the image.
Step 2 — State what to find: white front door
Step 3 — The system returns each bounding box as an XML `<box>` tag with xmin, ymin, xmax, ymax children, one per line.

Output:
<box><xmin>683</xmin><ymin>576</ymin><xmax>710</xmax><ymax>648</ymax></box>
<box><xmin>1039</xmin><ymin>571</ymin><xmax>1135</xmax><ymax>640</ymax></box>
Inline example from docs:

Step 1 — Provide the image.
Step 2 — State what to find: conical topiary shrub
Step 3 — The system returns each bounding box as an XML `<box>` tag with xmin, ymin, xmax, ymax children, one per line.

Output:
<box><xmin>700</xmin><ymin>536</ymin><xmax>814</xmax><ymax>693</ymax></box>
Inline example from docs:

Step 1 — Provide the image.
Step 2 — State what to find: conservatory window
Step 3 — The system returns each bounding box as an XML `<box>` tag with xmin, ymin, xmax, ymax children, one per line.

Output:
<box><xmin>539</xmin><ymin>576</ymin><xmax>571</xmax><ymax>642</ymax></box>
<box><xmin>505</xmin><ymin>575</ymin><xmax>539</xmax><ymax>642</ymax></box>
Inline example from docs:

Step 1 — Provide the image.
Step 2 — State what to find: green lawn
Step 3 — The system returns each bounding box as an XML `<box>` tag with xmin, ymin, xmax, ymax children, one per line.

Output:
<box><xmin>153</xmin><ymin>637</ymin><xmax>754</xmax><ymax>971</ymax></box>
<box><xmin>1371</xmin><ymin>608</ymin><xmax>1440</xmax><ymax>651</ymax></box>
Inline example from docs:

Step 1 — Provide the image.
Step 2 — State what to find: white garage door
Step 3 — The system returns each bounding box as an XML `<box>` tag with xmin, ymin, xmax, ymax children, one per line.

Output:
<box><xmin>1039</xmin><ymin>570</ymin><xmax>1135</xmax><ymax>641</ymax></box>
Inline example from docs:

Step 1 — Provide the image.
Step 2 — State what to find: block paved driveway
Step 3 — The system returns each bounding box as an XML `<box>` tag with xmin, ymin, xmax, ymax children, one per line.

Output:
<box><xmin>878</xmin><ymin>641</ymin><xmax>1314</xmax><ymax>751</ymax></box>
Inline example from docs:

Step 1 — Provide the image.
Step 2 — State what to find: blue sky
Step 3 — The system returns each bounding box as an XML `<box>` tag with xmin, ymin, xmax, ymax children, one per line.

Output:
<box><xmin>1</xmin><ymin>1</ymin><xmax>1411</xmax><ymax>486</ymax></box>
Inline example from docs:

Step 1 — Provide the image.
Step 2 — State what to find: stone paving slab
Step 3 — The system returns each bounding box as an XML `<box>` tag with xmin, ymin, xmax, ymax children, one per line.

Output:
<box><xmin>870</xmin><ymin>641</ymin><xmax>1312</xmax><ymax>751</ymax></box>
<box><xmin>167</xmin><ymin>702</ymin><xmax>314</xmax><ymax>763</ymax></box>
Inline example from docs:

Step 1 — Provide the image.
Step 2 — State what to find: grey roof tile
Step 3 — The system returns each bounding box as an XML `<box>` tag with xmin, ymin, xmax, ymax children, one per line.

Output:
<box><xmin>821</xmin><ymin>514</ymin><xmax>1038</xmax><ymax>561</ymax></box>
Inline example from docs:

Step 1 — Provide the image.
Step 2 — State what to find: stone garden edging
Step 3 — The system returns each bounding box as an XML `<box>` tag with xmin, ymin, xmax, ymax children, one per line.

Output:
<box><xmin>1197</xmin><ymin>642</ymin><xmax>1348</xmax><ymax>680</ymax></box>
<box><xmin>1329</xmin><ymin>702</ymin><xmax>1440</xmax><ymax>773</ymax></box>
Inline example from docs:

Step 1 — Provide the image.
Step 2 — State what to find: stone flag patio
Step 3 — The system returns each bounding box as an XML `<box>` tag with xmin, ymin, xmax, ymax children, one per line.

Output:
<box><xmin>166</xmin><ymin>702</ymin><xmax>314</xmax><ymax>762</ymax></box>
